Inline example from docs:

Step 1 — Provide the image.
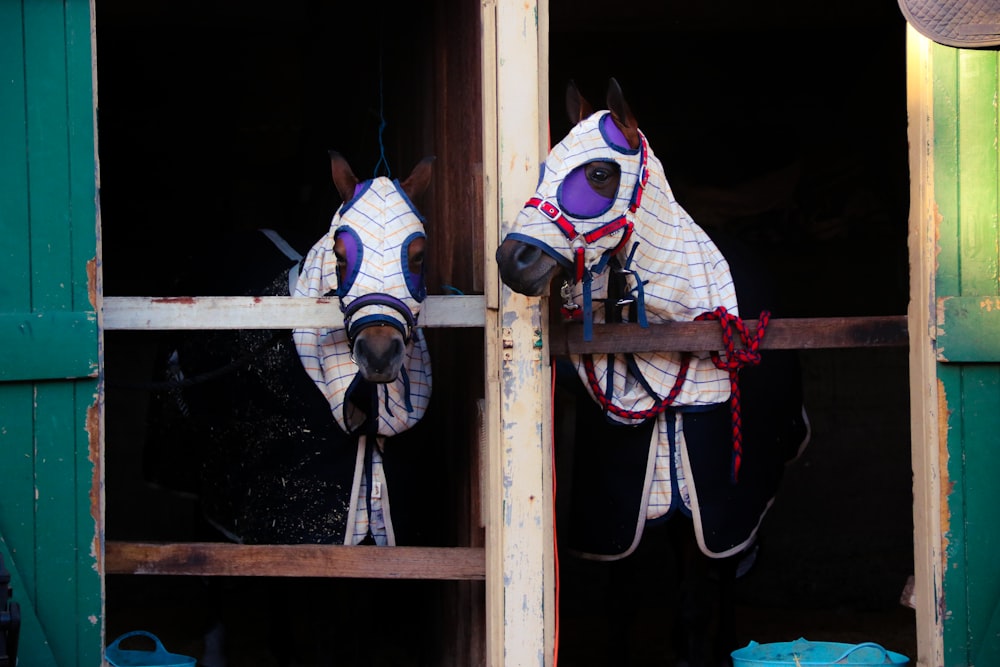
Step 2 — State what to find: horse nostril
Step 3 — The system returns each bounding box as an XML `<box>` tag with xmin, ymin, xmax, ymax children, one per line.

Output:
<box><xmin>355</xmin><ymin>334</ymin><xmax>404</xmax><ymax>376</ymax></box>
<box><xmin>354</xmin><ymin>338</ymin><xmax>370</xmax><ymax>363</ymax></box>
<box><xmin>387</xmin><ymin>338</ymin><xmax>403</xmax><ymax>365</ymax></box>
<box><xmin>513</xmin><ymin>242</ymin><xmax>542</xmax><ymax>269</ymax></box>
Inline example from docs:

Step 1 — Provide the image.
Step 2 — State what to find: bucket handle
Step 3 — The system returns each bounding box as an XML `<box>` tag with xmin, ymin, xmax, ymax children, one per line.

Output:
<box><xmin>834</xmin><ymin>642</ymin><xmax>891</xmax><ymax>664</ymax></box>
<box><xmin>107</xmin><ymin>630</ymin><xmax>172</xmax><ymax>655</ymax></box>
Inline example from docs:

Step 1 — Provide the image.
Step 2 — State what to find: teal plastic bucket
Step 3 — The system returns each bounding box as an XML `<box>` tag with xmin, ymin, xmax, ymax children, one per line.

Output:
<box><xmin>105</xmin><ymin>631</ymin><xmax>196</xmax><ymax>667</ymax></box>
<box><xmin>731</xmin><ymin>638</ymin><xmax>910</xmax><ymax>666</ymax></box>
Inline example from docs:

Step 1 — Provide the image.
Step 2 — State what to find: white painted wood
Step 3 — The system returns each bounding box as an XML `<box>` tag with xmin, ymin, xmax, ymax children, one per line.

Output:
<box><xmin>905</xmin><ymin>25</ymin><xmax>944</xmax><ymax>667</ymax></box>
<box><xmin>102</xmin><ymin>295</ymin><xmax>485</xmax><ymax>330</ymax></box>
<box><xmin>483</xmin><ymin>1</ymin><xmax>554</xmax><ymax>666</ymax></box>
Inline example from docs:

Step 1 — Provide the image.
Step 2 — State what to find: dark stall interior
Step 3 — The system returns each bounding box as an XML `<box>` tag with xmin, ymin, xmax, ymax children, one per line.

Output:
<box><xmin>547</xmin><ymin>1</ymin><xmax>915</xmax><ymax>665</ymax></box>
<box><xmin>98</xmin><ymin>0</ymin><xmax>915</xmax><ymax>665</ymax></box>
<box><xmin>98</xmin><ymin>1</ymin><xmax>484</xmax><ymax>665</ymax></box>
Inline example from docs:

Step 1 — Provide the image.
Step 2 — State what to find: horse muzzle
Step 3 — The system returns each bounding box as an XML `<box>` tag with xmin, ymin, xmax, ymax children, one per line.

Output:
<box><xmin>342</xmin><ymin>293</ymin><xmax>417</xmax><ymax>383</ymax></box>
<box><xmin>351</xmin><ymin>324</ymin><xmax>407</xmax><ymax>383</ymax></box>
<box><xmin>495</xmin><ymin>236</ymin><xmax>564</xmax><ymax>296</ymax></box>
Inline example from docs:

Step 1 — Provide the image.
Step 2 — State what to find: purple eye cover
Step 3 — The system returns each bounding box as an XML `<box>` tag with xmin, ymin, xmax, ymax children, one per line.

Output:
<box><xmin>558</xmin><ymin>163</ymin><xmax>616</xmax><ymax>219</ymax></box>
<box><xmin>334</xmin><ymin>226</ymin><xmax>362</xmax><ymax>295</ymax></box>
<box><xmin>401</xmin><ymin>232</ymin><xmax>427</xmax><ymax>301</ymax></box>
<box><xmin>600</xmin><ymin>113</ymin><xmax>635</xmax><ymax>153</ymax></box>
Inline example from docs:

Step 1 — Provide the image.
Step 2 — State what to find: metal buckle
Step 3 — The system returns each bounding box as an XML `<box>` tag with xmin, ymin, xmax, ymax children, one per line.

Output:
<box><xmin>560</xmin><ymin>281</ymin><xmax>580</xmax><ymax>311</ymax></box>
<box><xmin>538</xmin><ymin>199</ymin><xmax>561</xmax><ymax>221</ymax></box>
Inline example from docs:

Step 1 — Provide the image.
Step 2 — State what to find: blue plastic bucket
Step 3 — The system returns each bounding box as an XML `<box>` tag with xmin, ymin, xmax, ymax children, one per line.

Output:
<box><xmin>105</xmin><ymin>631</ymin><xmax>196</xmax><ymax>667</ymax></box>
<box><xmin>731</xmin><ymin>638</ymin><xmax>910</xmax><ymax>666</ymax></box>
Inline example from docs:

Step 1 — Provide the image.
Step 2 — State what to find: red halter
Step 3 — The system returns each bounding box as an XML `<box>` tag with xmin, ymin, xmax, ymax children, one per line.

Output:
<box><xmin>521</xmin><ymin>133</ymin><xmax>650</xmax><ymax>284</ymax></box>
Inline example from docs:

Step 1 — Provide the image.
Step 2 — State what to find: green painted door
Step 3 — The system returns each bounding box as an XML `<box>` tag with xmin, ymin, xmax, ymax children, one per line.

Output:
<box><xmin>0</xmin><ymin>0</ymin><xmax>102</xmax><ymax>665</ymax></box>
<box><xmin>930</xmin><ymin>43</ymin><xmax>1000</xmax><ymax>666</ymax></box>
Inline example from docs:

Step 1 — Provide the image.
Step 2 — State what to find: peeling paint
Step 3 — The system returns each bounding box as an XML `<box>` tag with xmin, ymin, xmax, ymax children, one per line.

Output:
<box><xmin>87</xmin><ymin>257</ymin><xmax>98</xmax><ymax>310</ymax></box>
<box><xmin>151</xmin><ymin>296</ymin><xmax>197</xmax><ymax>304</ymax></box>
<box><xmin>936</xmin><ymin>377</ymin><xmax>951</xmax><ymax>552</ymax></box>
<box><xmin>87</xmin><ymin>399</ymin><xmax>102</xmax><ymax>573</ymax></box>
<box><xmin>508</xmin><ymin>153</ymin><xmax>519</xmax><ymax>172</ymax></box>
<box><xmin>979</xmin><ymin>296</ymin><xmax>1000</xmax><ymax>311</ymax></box>
<box><xmin>935</xmin><ymin>298</ymin><xmax>947</xmax><ymax>342</ymax></box>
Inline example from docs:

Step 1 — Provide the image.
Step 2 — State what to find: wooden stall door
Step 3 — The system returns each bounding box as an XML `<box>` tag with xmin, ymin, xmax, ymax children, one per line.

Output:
<box><xmin>0</xmin><ymin>1</ymin><xmax>102</xmax><ymax>665</ymax></box>
<box><xmin>908</xmin><ymin>28</ymin><xmax>1000</xmax><ymax>667</ymax></box>
<box><xmin>928</xmin><ymin>43</ymin><xmax>1000</xmax><ymax>667</ymax></box>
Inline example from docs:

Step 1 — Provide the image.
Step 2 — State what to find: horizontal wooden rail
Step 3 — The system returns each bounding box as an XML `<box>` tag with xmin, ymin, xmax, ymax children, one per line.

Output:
<box><xmin>105</xmin><ymin>541</ymin><xmax>485</xmax><ymax>580</ymax></box>
<box><xmin>102</xmin><ymin>295</ymin><xmax>486</xmax><ymax>330</ymax></box>
<box><xmin>105</xmin><ymin>298</ymin><xmax>907</xmax><ymax>356</ymax></box>
<box><xmin>548</xmin><ymin>315</ymin><xmax>908</xmax><ymax>355</ymax></box>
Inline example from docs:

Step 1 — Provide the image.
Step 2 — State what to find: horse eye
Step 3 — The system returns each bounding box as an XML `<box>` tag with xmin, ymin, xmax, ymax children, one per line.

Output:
<box><xmin>333</xmin><ymin>238</ymin><xmax>348</xmax><ymax>283</ymax></box>
<box><xmin>587</xmin><ymin>162</ymin><xmax>619</xmax><ymax>184</ymax></box>
<box><xmin>408</xmin><ymin>248</ymin><xmax>425</xmax><ymax>274</ymax></box>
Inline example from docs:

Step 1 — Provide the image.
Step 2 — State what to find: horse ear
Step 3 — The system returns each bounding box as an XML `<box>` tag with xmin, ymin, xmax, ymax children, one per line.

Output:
<box><xmin>566</xmin><ymin>80</ymin><xmax>594</xmax><ymax>124</ymax></box>
<box><xmin>400</xmin><ymin>156</ymin><xmax>436</xmax><ymax>201</ymax></box>
<box><xmin>606</xmin><ymin>78</ymin><xmax>640</xmax><ymax>150</ymax></box>
<box><xmin>329</xmin><ymin>151</ymin><xmax>360</xmax><ymax>203</ymax></box>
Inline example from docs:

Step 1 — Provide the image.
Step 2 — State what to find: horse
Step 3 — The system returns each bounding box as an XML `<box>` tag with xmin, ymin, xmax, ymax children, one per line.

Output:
<box><xmin>143</xmin><ymin>152</ymin><xmax>440</xmax><ymax>665</ymax></box>
<box><xmin>496</xmin><ymin>79</ymin><xmax>810</xmax><ymax>666</ymax></box>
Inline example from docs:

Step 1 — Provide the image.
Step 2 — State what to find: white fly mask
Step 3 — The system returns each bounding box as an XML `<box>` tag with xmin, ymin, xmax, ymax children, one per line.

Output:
<box><xmin>293</xmin><ymin>176</ymin><xmax>432</xmax><ymax>437</ymax></box>
<box><xmin>513</xmin><ymin>110</ymin><xmax>739</xmax><ymax>413</ymax></box>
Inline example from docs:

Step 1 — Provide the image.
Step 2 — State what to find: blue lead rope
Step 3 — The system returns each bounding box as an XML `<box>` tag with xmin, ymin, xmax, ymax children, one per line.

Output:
<box><xmin>582</xmin><ymin>272</ymin><xmax>595</xmax><ymax>341</ymax></box>
<box><xmin>621</xmin><ymin>242</ymin><xmax>649</xmax><ymax>328</ymax></box>
<box><xmin>372</xmin><ymin>51</ymin><xmax>392</xmax><ymax>179</ymax></box>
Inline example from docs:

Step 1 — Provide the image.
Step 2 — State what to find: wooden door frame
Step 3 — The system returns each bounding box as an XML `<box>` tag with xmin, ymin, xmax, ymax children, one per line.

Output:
<box><xmin>906</xmin><ymin>24</ymin><xmax>945</xmax><ymax>667</ymax></box>
<box><xmin>482</xmin><ymin>1</ymin><xmax>555</xmax><ymax>665</ymax></box>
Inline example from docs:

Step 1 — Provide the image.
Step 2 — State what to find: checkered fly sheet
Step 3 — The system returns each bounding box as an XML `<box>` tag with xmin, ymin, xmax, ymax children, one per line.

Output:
<box><xmin>514</xmin><ymin>111</ymin><xmax>738</xmax><ymax>532</ymax></box>
<box><xmin>516</xmin><ymin>110</ymin><xmax>738</xmax><ymax>411</ymax></box>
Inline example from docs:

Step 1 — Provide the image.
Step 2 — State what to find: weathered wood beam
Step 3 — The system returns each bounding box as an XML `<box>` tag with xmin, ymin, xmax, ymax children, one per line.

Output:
<box><xmin>548</xmin><ymin>315</ymin><xmax>908</xmax><ymax>355</ymax></box>
<box><xmin>104</xmin><ymin>541</ymin><xmax>485</xmax><ymax>580</ymax></box>
<box><xmin>102</xmin><ymin>295</ymin><xmax>486</xmax><ymax>330</ymax></box>
<box><xmin>104</xmin><ymin>297</ymin><xmax>907</xmax><ymax>354</ymax></box>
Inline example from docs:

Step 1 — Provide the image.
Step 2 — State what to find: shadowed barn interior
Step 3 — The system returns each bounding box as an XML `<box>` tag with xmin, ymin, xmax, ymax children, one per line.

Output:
<box><xmin>547</xmin><ymin>2</ymin><xmax>913</xmax><ymax>665</ymax></box>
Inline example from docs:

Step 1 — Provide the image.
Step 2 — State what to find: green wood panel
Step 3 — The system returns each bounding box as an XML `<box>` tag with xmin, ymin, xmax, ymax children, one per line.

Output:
<box><xmin>0</xmin><ymin>384</ymin><xmax>39</xmax><ymax>595</ymax></box>
<box><xmin>933</xmin><ymin>46</ymin><xmax>960</xmax><ymax>297</ymax></box>
<box><xmin>66</xmin><ymin>0</ymin><xmax>97</xmax><ymax>313</ymax></box>
<box><xmin>956</xmin><ymin>50</ymin><xmax>999</xmax><ymax>296</ymax></box>
<box><xmin>0</xmin><ymin>539</ymin><xmax>59</xmax><ymax>667</ymax></box>
<box><xmin>0</xmin><ymin>0</ymin><xmax>31</xmax><ymax>313</ymax></box>
<box><xmin>0</xmin><ymin>380</ymin><xmax>100</xmax><ymax>667</ymax></box>
<box><xmin>73</xmin><ymin>381</ymin><xmax>101</xmax><ymax>661</ymax></box>
<box><xmin>933</xmin><ymin>42</ymin><xmax>1000</xmax><ymax>667</ymax></box>
<box><xmin>24</xmin><ymin>1</ymin><xmax>74</xmax><ymax>313</ymax></box>
<box><xmin>0</xmin><ymin>1</ymin><xmax>101</xmax><ymax>666</ymax></box>
<box><xmin>0</xmin><ymin>312</ymin><xmax>98</xmax><ymax>380</ymax></box>
<box><xmin>936</xmin><ymin>296</ymin><xmax>1000</xmax><ymax>361</ymax></box>
<box><xmin>34</xmin><ymin>381</ymin><xmax>87</xmax><ymax>667</ymax></box>
<box><xmin>960</xmin><ymin>365</ymin><xmax>1000</xmax><ymax>665</ymax></box>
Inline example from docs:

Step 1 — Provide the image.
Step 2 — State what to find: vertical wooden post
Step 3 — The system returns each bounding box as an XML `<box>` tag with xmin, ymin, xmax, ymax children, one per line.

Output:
<box><xmin>905</xmin><ymin>25</ymin><xmax>945</xmax><ymax>667</ymax></box>
<box><xmin>482</xmin><ymin>1</ymin><xmax>553</xmax><ymax>665</ymax></box>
